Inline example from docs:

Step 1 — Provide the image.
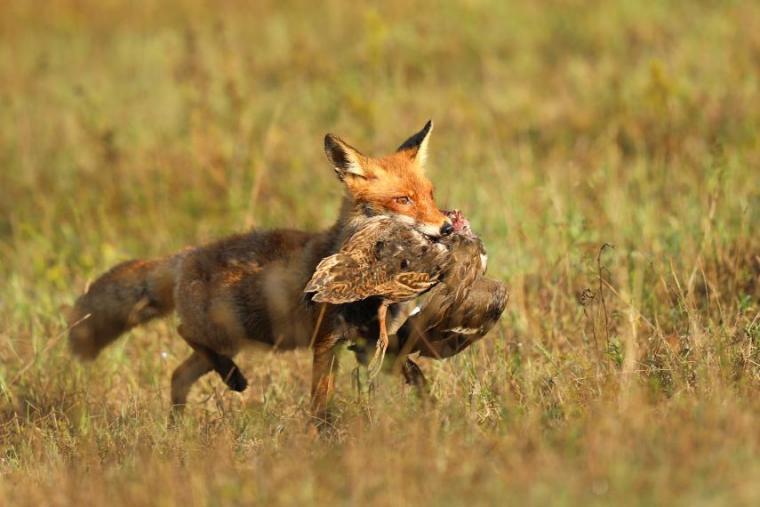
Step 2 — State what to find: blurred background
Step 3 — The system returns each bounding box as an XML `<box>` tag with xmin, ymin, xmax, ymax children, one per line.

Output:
<box><xmin>1</xmin><ymin>1</ymin><xmax>759</xmax><ymax>505</ymax></box>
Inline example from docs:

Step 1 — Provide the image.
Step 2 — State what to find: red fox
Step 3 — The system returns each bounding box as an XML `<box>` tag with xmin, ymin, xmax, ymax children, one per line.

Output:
<box><xmin>67</xmin><ymin>121</ymin><xmax>460</xmax><ymax>419</ymax></box>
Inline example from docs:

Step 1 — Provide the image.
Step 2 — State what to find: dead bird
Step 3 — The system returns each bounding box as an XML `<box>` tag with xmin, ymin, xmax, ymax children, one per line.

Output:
<box><xmin>304</xmin><ymin>215</ymin><xmax>451</xmax><ymax>376</ymax></box>
<box><xmin>396</xmin><ymin>210</ymin><xmax>507</xmax><ymax>372</ymax></box>
<box><xmin>338</xmin><ymin>209</ymin><xmax>508</xmax><ymax>388</ymax></box>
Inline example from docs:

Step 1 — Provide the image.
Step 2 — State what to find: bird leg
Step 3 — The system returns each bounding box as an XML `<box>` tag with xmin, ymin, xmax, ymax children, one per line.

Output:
<box><xmin>368</xmin><ymin>300</ymin><xmax>390</xmax><ymax>379</ymax></box>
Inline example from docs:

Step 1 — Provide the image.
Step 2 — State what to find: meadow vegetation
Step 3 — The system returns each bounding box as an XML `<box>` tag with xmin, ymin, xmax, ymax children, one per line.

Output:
<box><xmin>1</xmin><ymin>1</ymin><xmax>759</xmax><ymax>505</ymax></box>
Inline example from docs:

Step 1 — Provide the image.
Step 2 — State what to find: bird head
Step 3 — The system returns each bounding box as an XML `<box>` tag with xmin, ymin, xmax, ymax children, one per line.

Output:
<box><xmin>442</xmin><ymin>209</ymin><xmax>475</xmax><ymax>238</ymax></box>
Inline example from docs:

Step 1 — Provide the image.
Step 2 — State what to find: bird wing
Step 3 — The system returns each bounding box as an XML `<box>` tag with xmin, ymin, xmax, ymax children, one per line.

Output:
<box><xmin>304</xmin><ymin>253</ymin><xmax>367</xmax><ymax>304</ymax></box>
<box><xmin>304</xmin><ymin>216</ymin><xmax>447</xmax><ymax>304</ymax></box>
<box><xmin>400</xmin><ymin>276</ymin><xmax>508</xmax><ymax>359</ymax></box>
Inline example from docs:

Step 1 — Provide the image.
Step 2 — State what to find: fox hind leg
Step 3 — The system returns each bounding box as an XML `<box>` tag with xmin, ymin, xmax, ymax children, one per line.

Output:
<box><xmin>196</xmin><ymin>344</ymin><xmax>248</xmax><ymax>392</ymax></box>
<box><xmin>170</xmin><ymin>350</ymin><xmax>213</xmax><ymax>412</ymax></box>
<box><xmin>176</xmin><ymin>324</ymin><xmax>248</xmax><ymax>392</ymax></box>
<box><xmin>311</xmin><ymin>331</ymin><xmax>342</xmax><ymax>429</ymax></box>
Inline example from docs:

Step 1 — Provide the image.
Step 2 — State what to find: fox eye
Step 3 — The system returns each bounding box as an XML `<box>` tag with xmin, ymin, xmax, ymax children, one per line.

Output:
<box><xmin>394</xmin><ymin>196</ymin><xmax>413</xmax><ymax>206</ymax></box>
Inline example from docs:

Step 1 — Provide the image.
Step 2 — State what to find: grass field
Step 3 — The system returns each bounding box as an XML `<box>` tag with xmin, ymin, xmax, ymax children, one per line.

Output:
<box><xmin>1</xmin><ymin>0</ymin><xmax>759</xmax><ymax>505</ymax></box>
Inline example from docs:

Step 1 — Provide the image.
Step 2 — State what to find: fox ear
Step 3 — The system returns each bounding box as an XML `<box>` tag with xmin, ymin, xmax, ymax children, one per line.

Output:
<box><xmin>324</xmin><ymin>134</ymin><xmax>369</xmax><ymax>180</ymax></box>
<box><xmin>397</xmin><ymin>120</ymin><xmax>433</xmax><ymax>167</ymax></box>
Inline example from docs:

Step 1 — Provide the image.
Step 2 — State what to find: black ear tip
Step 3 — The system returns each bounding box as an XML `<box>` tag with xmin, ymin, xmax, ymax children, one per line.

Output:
<box><xmin>424</xmin><ymin>119</ymin><xmax>434</xmax><ymax>132</ymax></box>
<box><xmin>324</xmin><ymin>133</ymin><xmax>336</xmax><ymax>148</ymax></box>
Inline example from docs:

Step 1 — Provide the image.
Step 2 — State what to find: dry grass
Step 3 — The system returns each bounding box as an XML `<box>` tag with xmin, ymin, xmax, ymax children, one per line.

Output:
<box><xmin>1</xmin><ymin>0</ymin><xmax>759</xmax><ymax>505</ymax></box>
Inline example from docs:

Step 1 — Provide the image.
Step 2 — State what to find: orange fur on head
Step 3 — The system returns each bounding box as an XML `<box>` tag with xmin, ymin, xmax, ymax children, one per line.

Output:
<box><xmin>324</xmin><ymin>121</ymin><xmax>449</xmax><ymax>236</ymax></box>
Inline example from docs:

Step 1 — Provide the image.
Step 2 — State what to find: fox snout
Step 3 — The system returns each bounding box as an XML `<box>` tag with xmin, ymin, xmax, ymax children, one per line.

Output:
<box><xmin>415</xmin><ymin>214</ymin><xmax>452</xmax><ymax>238</ymax></box>
<box><xmin>432</xmin><ymin>210</ymin><xmax>454</xmax><ymax>237</ymax></box>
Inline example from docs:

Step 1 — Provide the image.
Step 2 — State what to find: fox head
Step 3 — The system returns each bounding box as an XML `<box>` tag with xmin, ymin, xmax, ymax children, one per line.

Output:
<box><xmin>324</xmin><ymin>120</ymin><xmax>452</xmax><ymax>237</ymax></box>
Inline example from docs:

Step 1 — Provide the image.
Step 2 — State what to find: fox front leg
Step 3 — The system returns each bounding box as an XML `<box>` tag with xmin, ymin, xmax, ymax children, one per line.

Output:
<box><xmin>310</xmin><ymin>331</ymin><xmax>342</xmax><ymax>430</ymax></box>
<box><xmin>368</xmin><ymin>300</ymin><xmax>390</xmax><ymax>378</ymax></box>
<box><xmin>401</xmin><ymin>357</ymin><xmax>427</xmax><ymax>391</ymax></box>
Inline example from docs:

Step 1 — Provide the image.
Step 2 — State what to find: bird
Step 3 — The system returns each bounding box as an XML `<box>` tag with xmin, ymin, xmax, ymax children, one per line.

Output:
<box><xmin>332</xmin><ymin>209</ymin><xmax>508</xmax><ymax>390</ymax></box>
<box><xmin>395</xmin><ymin>209</ymin><xmax>508</xmax><ymax>360</ymax></box>
<box><xmin>304</xmin><ymin>215</ymin><xmax>451</xmax><ymax>376</ymax></box>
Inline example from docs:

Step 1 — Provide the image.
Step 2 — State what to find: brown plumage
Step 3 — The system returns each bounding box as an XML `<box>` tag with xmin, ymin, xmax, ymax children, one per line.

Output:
<box><xmin>398</xmin><ymin>276</ymin><xmax>508</xmax><ymax>359</ymax></box>
<box><xmin>304</xmin><ymin>215</ymin><xmax>450</xmax><ymax>374</ymax></box>
<box><xmin>397</xmin><ymin>210</ymin><xmax>507</xmax><ymax>360</ymax></box>
<box><xmin>330</xmin><ymin>210</ymin><xmax>508</xmax><ymax>386</ymax></box>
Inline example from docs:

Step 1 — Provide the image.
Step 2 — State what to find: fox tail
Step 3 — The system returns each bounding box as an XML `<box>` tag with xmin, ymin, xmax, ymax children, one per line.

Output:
<box><xmin>66</xmin><ymin>253</ymin><xmax>185</xmax><ymax>360</ymax></box>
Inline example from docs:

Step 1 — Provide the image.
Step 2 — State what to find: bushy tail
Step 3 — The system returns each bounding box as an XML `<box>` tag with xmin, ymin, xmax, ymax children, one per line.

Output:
<box><xmin>67</xmin><ymin>253</ymin><xmax>185</xmax><ymax>360</ymax></box>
